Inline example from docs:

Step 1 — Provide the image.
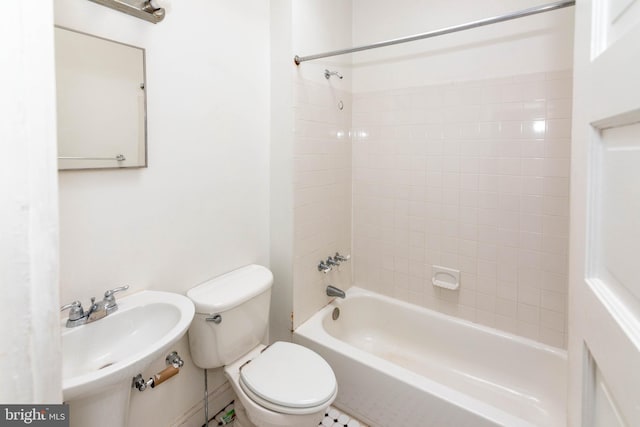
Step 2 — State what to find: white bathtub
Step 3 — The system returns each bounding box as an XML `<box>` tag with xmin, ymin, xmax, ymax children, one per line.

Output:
<box><xmin>294</xmin><ymin>287</ymin><xmax>567</xmax><ymax>427</ymax></box>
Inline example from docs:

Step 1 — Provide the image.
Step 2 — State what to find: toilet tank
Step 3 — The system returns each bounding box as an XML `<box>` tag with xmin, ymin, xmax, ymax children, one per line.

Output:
<box><xmin>187</xmin><ymin>264</ymin><xmax>273</xmax><ymax>369</ymax></box>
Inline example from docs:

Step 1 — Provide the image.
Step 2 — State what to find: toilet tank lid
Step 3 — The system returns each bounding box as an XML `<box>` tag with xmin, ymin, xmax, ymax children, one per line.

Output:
<box><xmin>187</xmin><ymin>264</ymin><xmax>273</xmax><ymax>313</ymax></box>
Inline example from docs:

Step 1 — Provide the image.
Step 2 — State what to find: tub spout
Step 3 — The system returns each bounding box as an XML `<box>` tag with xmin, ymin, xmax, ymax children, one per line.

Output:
<box><xmin>326</xmin><ymin>285</ymin><xmax>345</xmax><ymax>299</ymax></box>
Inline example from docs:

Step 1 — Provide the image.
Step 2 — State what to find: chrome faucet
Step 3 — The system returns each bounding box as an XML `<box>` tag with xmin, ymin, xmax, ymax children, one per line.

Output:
<box><xmin>334</xmin><ymin>252</ymin><xmax>350</xmax><ymax>263</ymax></box>
<box><xmin>318</xmin><ymin>260</ymin><xmax>332</xmax><ymax>274</ymax></box>
<box><xmin>60</xmin><ymin>285</ymin><xmax>130</xmax><ymax>328</ymax></box>
<box><xmin>326</xmin><ymin>256</ymin><xmax>341</xmax><ymax>267</ymax></box>
<box><xmin>326</xmin><ymin>285</ymin><xmax>346</xmax><ymax>299</ymax></box>
<box><xmin>59</xmin><ymin>300</ymin><xmax>88</xmax><ymax>328</ymax></box>
<box><xmin>103</xmin><ymin>285</ymin><xmax>129</xmax><ymax>314</ymax></box>
<box><xmin>85</xmin><ymin>296</ymin><xmax>106</xmax><ymax>322</ymax></box>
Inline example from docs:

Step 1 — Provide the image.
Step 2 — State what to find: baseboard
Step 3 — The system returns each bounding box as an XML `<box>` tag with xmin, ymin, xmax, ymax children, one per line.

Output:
<box><xmin>171</xmin><ymin>381</ymin><xmax>235</xmax><ymax>427</ymax></box>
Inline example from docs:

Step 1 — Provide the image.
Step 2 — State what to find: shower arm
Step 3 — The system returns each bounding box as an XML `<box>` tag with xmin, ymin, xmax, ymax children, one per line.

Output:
<box><xmin>324</xmin><ymin>69</ymin><xmax>344</xmax><ymax>80</ymax></box>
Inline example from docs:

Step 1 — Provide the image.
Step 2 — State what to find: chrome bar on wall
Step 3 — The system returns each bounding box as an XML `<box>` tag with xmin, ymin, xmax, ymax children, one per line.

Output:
<box><xmin>58</xmin><ymin>154</ymin><xmax>126</xmax><ymax>161</ymax></box>
<box><xmin>293</xmin><ymin>0</ymin><xmax>575</xmax><ymax>65</ymax></box>
<box><xmin>87</xmin><ymin>0</ymin><xmax>166</xmax><ymax>24</ymax></box>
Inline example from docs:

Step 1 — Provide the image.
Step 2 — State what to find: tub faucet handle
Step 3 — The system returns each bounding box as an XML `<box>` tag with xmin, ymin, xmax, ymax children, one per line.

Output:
<box><xmin>326</xmin><ymin>256</ymin><xmax>340</xmax><ymax>267</ymax></box>
<box><xmin>318</xmin><ymin>260</ymin><xmax>332</xmax><ymax>274</ymax></box>
<box><xmin>334</xmin><ymin>252</ymin><xmax>350</xmax><ymax>262</ymax></box>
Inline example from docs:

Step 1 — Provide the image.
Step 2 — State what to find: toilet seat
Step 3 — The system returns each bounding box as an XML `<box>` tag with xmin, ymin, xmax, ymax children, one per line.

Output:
<box><xmin>239</xmin><ymin>341</ymin><xmax>337</xmax><ymax>415</ymax></box>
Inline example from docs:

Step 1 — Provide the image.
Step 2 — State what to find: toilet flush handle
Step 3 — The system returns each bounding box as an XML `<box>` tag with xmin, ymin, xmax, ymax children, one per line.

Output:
<box><xmin>206</xmin><ymin>314</ymin><xmax>222</xmax><ymax>324</ymax></box>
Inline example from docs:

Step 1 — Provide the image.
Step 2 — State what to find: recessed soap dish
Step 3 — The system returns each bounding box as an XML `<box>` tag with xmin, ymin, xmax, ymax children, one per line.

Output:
<box><xmin>432</xmin><ymin>265</ymin><xmax>460</xmax><ymax>290</ymax></box>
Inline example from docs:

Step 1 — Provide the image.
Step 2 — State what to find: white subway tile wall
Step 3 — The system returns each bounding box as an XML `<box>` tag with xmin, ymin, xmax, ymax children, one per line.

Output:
<box><xmin>352</xmin><ymin>71</ymin><xmax>572</xmax><ymax>348</ymax></box>
<box><xmin>293</xmin><ymin>79</ymin><xmax>353</xmax><ymax>328</ymax></box>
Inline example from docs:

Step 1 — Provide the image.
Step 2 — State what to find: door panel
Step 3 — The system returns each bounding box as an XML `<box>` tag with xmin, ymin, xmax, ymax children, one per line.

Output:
<box><xmin>592</xmin><ymin>354</ymin><xmax>627</xmax><ymax>427</ymax></box>
<box><xmin>597</xmin><ymin>122</ymin><xmax>640</xmax><ymax>304</ymax></box>
<box><xmin>570</xmin><ymin>0</ymin><xmax>640</xmax><ymax>425</ymax></box>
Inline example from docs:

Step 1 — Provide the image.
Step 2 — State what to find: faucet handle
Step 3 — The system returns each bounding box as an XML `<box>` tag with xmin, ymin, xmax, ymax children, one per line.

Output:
<box><xmin>104</xmin><ymin>285</ymin><xmax>129</xmax><ymax>299</ymax></box>
<box><xmin>103</xmin><ymin>285</ymin><xmax>130</xmax><ymax>309</ymax></box>
<box><xmin>326</xmin><ymin>256</ymin><xmax>340</xmax><ymax>266</ymax></box>
<box><xmin>334</xmin><ymin>252</ymin><xmax>350</xmax><ymax>262</ymax></box>
<box><xmin>318</xmin><ymin>260</ymin><xmax>332</xmax><ymax>274</ymax></box>
<box><xmin>60</xmin><ymin>300</ymin><xmax>85</xmax><ymax>321</ymax></box>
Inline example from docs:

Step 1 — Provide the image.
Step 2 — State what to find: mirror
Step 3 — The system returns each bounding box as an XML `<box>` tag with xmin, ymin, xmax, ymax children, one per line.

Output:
<box><xmin>55</xmin><ymin>27</ymin><xmax>147</xmax><ymax>170</ymax></box>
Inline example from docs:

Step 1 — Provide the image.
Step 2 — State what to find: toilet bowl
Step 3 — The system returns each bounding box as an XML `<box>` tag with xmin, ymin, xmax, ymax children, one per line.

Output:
<box><xmin>224</xmin><ymin>343</ymin><xmax>337</xmax><ymax>427</ymax></box>
<box><xmin>187</xmin><ymin>265</ymin><xmax>337</xmax><ymax>427</ymax></box>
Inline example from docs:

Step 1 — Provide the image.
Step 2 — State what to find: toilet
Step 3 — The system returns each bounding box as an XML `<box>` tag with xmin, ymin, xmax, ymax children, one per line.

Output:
<box><xmin>187</xmin><ymin>264</ymin><xmax>337</xmax><ymax>427</ymax></box>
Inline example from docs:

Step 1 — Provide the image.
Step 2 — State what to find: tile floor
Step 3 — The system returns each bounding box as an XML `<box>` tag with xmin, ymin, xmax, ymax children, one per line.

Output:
<box><xmin>210</xmin><ymin>402</ymin><xmax>366</xmax><ymax>427</ymax></box>
<box><xmin>320</xmin><ymin>406</ymin><xmax>368</xmax><ymax>427</ymax></box>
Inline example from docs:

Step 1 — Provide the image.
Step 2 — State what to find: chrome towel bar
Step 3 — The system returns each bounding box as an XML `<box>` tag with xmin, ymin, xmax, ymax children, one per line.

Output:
<box><xmin>58</xmin><ymin>154</ymin><xmax>126</xmax><ymax>161</ymax></box>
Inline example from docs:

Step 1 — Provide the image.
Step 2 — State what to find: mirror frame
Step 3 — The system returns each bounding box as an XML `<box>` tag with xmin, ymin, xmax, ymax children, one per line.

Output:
<box><xmin>55</xmin><ymin>25</ymin><xmax>148</xmax><ymax>171</ymax></box>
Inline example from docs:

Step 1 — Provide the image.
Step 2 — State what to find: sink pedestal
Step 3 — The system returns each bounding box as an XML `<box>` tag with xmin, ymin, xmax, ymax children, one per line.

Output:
<box><xmin>67</xmin><ymin>381</ymin><xmax>131</xmax><ymax>427</ymax></box>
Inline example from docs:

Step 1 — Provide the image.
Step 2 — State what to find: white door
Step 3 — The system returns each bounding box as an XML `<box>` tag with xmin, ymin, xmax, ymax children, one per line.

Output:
<box><xmin>569</xmin><ymin>0</ymin><xmax>640</xmax><ymax>425</ymax></box>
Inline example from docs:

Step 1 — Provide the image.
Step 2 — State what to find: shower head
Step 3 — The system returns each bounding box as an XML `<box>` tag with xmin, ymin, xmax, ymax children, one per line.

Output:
<box><xmin>324</xmin><ymin>69</ymin><xmax>343</xmax><ymax>80</ymax></box>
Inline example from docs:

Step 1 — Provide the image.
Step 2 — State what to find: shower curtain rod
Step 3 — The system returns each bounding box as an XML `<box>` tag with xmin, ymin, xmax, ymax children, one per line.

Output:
<box><xmin>293</xmin><ymin>0</ymin><xmax>575</xmax><ymax>65</ymax></box>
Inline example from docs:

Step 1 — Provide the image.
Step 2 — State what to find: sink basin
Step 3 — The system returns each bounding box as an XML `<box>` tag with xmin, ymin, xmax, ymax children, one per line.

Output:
<box><xmin>61</xmin><ymin>290</ymin><xmax>194</xmax><ymax>426</ymax></box>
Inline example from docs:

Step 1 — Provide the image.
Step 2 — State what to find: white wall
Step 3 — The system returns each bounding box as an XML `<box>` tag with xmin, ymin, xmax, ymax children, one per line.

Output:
<box><xmin>269</xmin><ymin>0</ymin><xmax>296</xmax><ymax>344</ymax></box>
<box><xmin>293</xmin><ymin>0</ymin><xmax>353</xmax><ymax>89</ymax></box>
<box><xmin>55</xmin><ymin>0</ymin><xmax>270</xmax><ymax>423</ymax></box>
<box><xmin>350</xmin><ymin>0</ymin><xmax>574</xmax><ymax>347</ymax></box>
<box><xmin>0</xmin><ymin>1</ymin><xmax>61</xmax><ymax>404</ymax></box>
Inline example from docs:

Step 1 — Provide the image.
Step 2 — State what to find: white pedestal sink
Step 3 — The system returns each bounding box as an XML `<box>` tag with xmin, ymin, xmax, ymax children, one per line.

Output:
<box><xmin>61</xmin><ymin>290</ymin><xmax>195</xmax><ymax>427</ymax></box>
